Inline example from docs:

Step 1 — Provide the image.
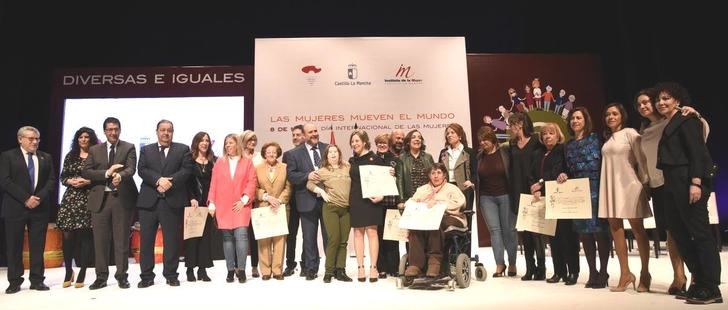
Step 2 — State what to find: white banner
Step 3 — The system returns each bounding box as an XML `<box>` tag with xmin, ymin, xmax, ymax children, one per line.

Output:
<box><xmin>254</xmin><ymin>37</ymin><xmax>471</xmax><ymax>157</ymax></box>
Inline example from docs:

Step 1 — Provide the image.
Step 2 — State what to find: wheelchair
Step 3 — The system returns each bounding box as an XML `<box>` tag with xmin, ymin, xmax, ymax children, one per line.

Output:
<box><xmin>397</xmin><ymin>210</ymin><xmax>487</xmax><ymax>290</ymax></box>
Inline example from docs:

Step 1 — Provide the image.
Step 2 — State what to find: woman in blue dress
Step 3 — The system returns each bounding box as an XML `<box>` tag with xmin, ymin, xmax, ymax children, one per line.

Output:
<box><xmin>563</xmin><ymin>107</ymin><xmax>611</xmax><ymax>289</ymax></box>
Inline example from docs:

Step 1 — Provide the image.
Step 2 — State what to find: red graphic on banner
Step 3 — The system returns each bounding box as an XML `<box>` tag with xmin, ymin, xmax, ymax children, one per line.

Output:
<box><xmin>301</xmin><ymin>65</ymin><xmax>322</xmax><ymax>74</ymax></box>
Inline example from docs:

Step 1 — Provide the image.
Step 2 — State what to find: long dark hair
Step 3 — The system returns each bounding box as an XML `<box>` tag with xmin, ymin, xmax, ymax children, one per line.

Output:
<box><xmin>633</xmin><ymin>88</ymin><xmax>661</xmax><ymax>131</ymax></box>
<box><xmin>603</xmin><ymin>102</ymin><xmax>628</xmax><ymax>139</ymax></box>
<box><xmin>70</xmin><ymin>127</ymin><xmax>99</xmax><ymax>156</ymax></box>
<box><xmin>508</xmin><ymin>112</ymin><xmax>534</xmax><ymax>141</ymax></box>
<box><xmin>190</xmin><ymin>131</ymin><xmax>215</xmax><ymax>161</ymax></box>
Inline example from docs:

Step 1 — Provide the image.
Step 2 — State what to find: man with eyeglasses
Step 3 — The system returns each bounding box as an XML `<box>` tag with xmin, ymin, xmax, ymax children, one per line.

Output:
<box><xmin>1</xmin><ymin>126</ymin><xmax>56</xmax><ymax>294</ymax></box>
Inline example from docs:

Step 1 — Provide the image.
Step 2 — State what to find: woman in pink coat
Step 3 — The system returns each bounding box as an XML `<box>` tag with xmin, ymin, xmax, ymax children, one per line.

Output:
<box><xmin>208</xmin><ymin>133</ymin><xmax>257</xmax><ymax>283</ymax></box>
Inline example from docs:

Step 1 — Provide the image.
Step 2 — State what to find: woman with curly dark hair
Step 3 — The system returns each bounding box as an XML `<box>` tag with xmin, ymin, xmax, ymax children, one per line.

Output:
<box><xmin>654</xmin><ymin>82</ymin><xmax>721</xmax><ymax>304</ymax></box>
<box><xmin>58</xmin><ymin>126</ymin><xmax>99</xmax><ymax>288</ymax></box>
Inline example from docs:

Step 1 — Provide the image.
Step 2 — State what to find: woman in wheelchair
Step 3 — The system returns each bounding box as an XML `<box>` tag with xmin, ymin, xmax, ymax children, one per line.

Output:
<box><xmin>403</xmin><ymin>163</ymin><xmax>466</xmax><ymax>279</ymax></box>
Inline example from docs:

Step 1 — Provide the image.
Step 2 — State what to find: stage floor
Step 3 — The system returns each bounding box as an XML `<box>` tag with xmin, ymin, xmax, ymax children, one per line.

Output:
<box><xmin>1</xmin><ymin>246</ymin><xmax>726</xmax><ymax>309</ymax></box>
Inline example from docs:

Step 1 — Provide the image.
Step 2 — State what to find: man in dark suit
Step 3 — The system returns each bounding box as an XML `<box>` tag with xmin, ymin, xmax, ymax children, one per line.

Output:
<box><xmin>1</xmin><ymin>126</ymin><xmax>56</xmax><ymax>294</ymax></box>
<box><xmin>82</xmin><ymin>117</ymin><xmax>138</xmax><ymax>290</ymax></box>
<box><xmin>282</xmin><ymin>124</ymin><xmax>304</xmax><ymax>277</ymax></box>
<box><xmin>136</xmin><ymin>119</ymin><xmax>191</xmax><ymax>288</ymax></box>
<box><xmin>286</xmin><ymin>123</ymin><xmax>328</xmax><ymax>280</ymax></box>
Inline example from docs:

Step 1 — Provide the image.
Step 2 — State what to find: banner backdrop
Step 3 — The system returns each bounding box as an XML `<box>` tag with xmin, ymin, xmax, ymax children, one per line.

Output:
<box><xmin>254</xmin><ymin>37</ymin><xmax>472</xmax><ymax>157</ymax></box>
<box><xmin>467</xmin><ymin>54</ymin><xmax>607</xmax><ymax>247</ymax></box>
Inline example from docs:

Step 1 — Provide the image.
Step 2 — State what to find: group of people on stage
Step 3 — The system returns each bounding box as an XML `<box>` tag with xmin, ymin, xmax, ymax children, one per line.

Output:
<box><xmin>0</xmin><ymin>82</ymin><xmax>720</xmax><ymax>304</ymax></box>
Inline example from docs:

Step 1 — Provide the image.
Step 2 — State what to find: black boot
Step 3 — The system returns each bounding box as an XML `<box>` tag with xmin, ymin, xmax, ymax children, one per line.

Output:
<box><xmin>186</xmin><ymin>268</ymin><xmax>196</xmax><ymax>282</ymax></box>
<box><xmin>546</xmin><ymin>274</ymin><xmax>563</xmax><ymax>283</ymax></box>
<box><xmin>565</xmin><ymin>273</ymin><xmax>578</xmax><ymax>286</ymax></box>
<box><xmin>236</xmin><ymin>270</ymin><xmax>247</xmax><ymax>283</ymax></box>
<box><xmin>335</xmin><ymin>268</ymin><xmax>353</xmax><ymax>282</ymax></box>
<box><xmin>521</xmin><ymin>266</ymin><xmax>535</xmax><ymax>281</ymax></box>
<box><xmin>323</xmin><ymin>273</ymin><xmax>333</xmax><ymax>283</ymax></box>
<box><xmin>198</xmin><ymin>268</ymin><xmax>211</xmax><ymax>282</ymax></box>
<box><xmin>584</xmin><ymin>272</ymin><xmax>597</xmax><ymax>288</ymax></box>
<box><xmin>533</xmin><ymin>265</ymin><xmax>546</xmax><ymax>281</ymax></box>
<box><xmin>226</xmin><ymin>271</ymin><xmax>235</xmax><ymax>283</ymax></box>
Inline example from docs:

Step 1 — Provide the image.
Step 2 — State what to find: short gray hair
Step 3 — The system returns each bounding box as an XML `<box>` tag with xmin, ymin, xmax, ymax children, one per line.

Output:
<box><xmin>17</xmin><ymin>126</ymin><xmax>40</xmax><ymax>138</ymax></box>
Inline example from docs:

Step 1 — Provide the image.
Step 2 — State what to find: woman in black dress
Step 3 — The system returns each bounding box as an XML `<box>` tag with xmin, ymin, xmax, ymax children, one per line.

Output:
<box><xmin>185</xmin><ymin>132</ymin><xmax>216</xmax><ymax>282</ymax></box>
<box><xmin>58</xmin><ymin>127</ymin><xmax>98</xmax><ymax>288</ymax></box>
<box><xmin>349</xmin><ymin>130</ymin><xmax>386</xmax><ymax>282</ymax></box>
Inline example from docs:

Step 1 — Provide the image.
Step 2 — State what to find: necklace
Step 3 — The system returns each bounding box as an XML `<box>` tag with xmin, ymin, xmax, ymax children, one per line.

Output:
<box><xmin>196</xmin><ymin>159</ymin><xmax>208</xmax><ymax>173</ymax></box>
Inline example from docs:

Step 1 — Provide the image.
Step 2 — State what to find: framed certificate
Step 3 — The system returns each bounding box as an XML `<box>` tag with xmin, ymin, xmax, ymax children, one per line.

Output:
<box><xmin>544</xmin><ymin>178</ymin><xmax>592</xmax><ymax>219</ymax></box>
<box><xmin>516</xmin><ymin>194</ymin><xmax>557</xmax><ymax>236</ymax></box>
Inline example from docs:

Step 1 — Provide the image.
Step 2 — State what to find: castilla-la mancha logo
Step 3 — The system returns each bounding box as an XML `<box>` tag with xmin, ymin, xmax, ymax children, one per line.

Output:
<box><xmin>301</xmin><ymin>65</ymin><xmax>322</xmax><ymax>86</ymax></box>
<box><xmin>335</xmin><ymin>63</ymin><xmax>372</xmax><ymax>87</ymax></box>
<box><xmin>384</xmin><ymin>64</ymin><xmax>423</xmax><ymax>84</ymax></box>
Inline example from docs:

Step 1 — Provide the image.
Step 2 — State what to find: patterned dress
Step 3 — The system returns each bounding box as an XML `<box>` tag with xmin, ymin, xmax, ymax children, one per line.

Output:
<box><xmin>57</xmin><ymin>152</ymin><xmax>92</xmax><ymax>231</ymax></box>
<box><xmin>565</xmin><ymin>133</ymin><xmax>608</xmax><ymax>233</ymax></box>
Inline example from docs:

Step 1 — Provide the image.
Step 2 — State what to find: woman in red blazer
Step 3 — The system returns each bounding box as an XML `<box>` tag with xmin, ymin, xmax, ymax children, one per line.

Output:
<box><xmin>208</xmin><ymin>133</ymin><xmax>257</xmax><ymax>283</ymax></box>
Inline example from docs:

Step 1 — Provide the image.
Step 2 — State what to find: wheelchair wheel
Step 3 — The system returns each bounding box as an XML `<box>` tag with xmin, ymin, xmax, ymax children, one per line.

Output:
<box><xmin>475</xmin><ymin>263</ymin><xmax>487</xmax><ymax>281</ymax></box>
<box><xmin>454</xmin><ymin>253</ymin><xmax>471</xmax><ymax>288</ymax></box>
<box><xmin>399</xmin><ymin>253</ymin><xmax>408</xmax><ymax>275</ymax></box>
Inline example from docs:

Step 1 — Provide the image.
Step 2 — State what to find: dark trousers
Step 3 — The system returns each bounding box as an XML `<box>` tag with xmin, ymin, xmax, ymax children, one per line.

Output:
<box><xmin>550</xmin><ymin>219</ymin><xmax>580</xmax><ymax>276</ymax></box>
<box><xmin>248</xmin><ymin>225</ymin><xmax>258</xmax><ymax>268</ymax></box>
<box><xmin>91</xmin><ymin>193</ymin><xmax>132</xmax><ymax>281</ymax></box>
<box><xmin>4</xmin><ymin>215</ymin><xmax>48</xmax><ymax>286</ymax></box>
<box><xmin>663</xmin><ymin>167</ymin><xmax>721</xmax><ymax>289</ymax></box>
<box><xmin>321</xmin><ymin>203</ymin><xmax>350</xmax><ymax>274</ymax></box>
<box><xmin>184</xmin><ymin>215</ymin><xmax>214</xmax><ymax>268</ymax></box>
<box><xmin>299</xmin><ymin>199</ymin><xmax>327</xmax><ymax>273</ymax></box>
<box><xmin>522</xmin><ymin>231</ymin><xmax>546</xmax><ymax>270</ymax></box>
<box><xmin>285</xmin><ymin>198</ymin><xmax>301</xmax><ymax>268</ymax></box>
<box><xmin>377</xmin><ymin>207</ymin><xmax>400</xmax><ymax>274</ymax></box>
<box><xmin>139</xmin><ymin>199</ymin><xmax>182</xmax><ymax>281</ymax></box>
<box><xmin>62</xmin><ymin>228</ymin><xmax>93</xmax><ymax>270</ymax></box>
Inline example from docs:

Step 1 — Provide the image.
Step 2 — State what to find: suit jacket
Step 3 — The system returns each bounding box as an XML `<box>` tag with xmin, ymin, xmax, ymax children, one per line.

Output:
<box><xmin>438</xmin><ymin>146</ymin><xmax>477</xmax><ymax>191</ymax></box>
<box><xmin>657</xmin><ymin>114</ymin><xmax>714</xmax><ymax>186</ymax></box>
<box><xmin>208</xmin><ymin>156</ymin><xmax>257</xmax><ymax>229</ymax></box>
<box><xmin>82</xmin><ymin>141</ymin><xmax>138</xmax><ymax>212</ymax></box>
<box><xmin>285</xmin><ymin>142</ymin><xmax>328</xmax><ymax>213</ymax></box>
<box><xmin>255</xmin><ymin>162</ymin><xmax>292</xmax><ymax>208</ymax></box>
<box><xmin>0</xmin><ymin>148</ymin><xmax>56</xmax><ymax>220</ymax></box>
<box><xmin>137</xmin><ymin>142</ymin><xmax>191</xmax><ymax>209</ymax></box>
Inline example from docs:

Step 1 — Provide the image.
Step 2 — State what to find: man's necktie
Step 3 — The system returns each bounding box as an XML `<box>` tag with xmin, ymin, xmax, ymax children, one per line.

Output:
<box><xmin>27</xmin><ymin>152</ymin><xmax>35</xmax><ymax>192</ymax></box>
<box><xmin>160</xmin><ymin>145</ymin><xmax>168</xmax><ymax>163</ymax></box>
<box><xmin>108</xmin><ymin>144</ymin><xmax>116</xmax><ymax>167</ymax></box>
<box><xmin>107</xmin><ymin>145</ymin><xmax>116</xmax><ymax>191</ymax></box>
<box><xmin>311</xmin><ymin>145</ymin><xmax>320</xmax><ymax>168</ymax></box>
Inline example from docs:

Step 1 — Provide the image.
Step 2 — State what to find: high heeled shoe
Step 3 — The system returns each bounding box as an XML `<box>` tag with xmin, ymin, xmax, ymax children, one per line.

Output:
<box><xmin>668</xmin><ymin>283</ymin><xmax>687</xmax><ymax>297</ymax></box>
<box><xmin>74</xmin><ymin>268</ymin><xmax>86</xmax><ymax>288</ymax></box>
<box><xmin>493</xmin><ymin>264</ymin><xmax>506</xmax><ymax>278</ymax></box>
<box><xmin>63</xmin><ymin>270</ymin><xmax>75</xmax><ymax>288</ymax></box>
<box><xmin>610</xmin><ymin>273</ymin><xmax>636</xmax><ymax>292</ymax></box>
<box><xmin>636</xmin><ymin>272</ymin><xmax>652</xmax><ymax>293</ymax></box>
<box><xmin>507</xmin><ymin>265</ymin><xmax>517</xmax><ymax>277</ymax></box>
<box><xmin>369</xmin><ymin>266</ymin><xmax>379</xmax><ymax>283</ymax></box>
<box><xmin>357</xmin><ymin>265</ymin><xmax>366</xmax><ymax>282</ymax></box>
